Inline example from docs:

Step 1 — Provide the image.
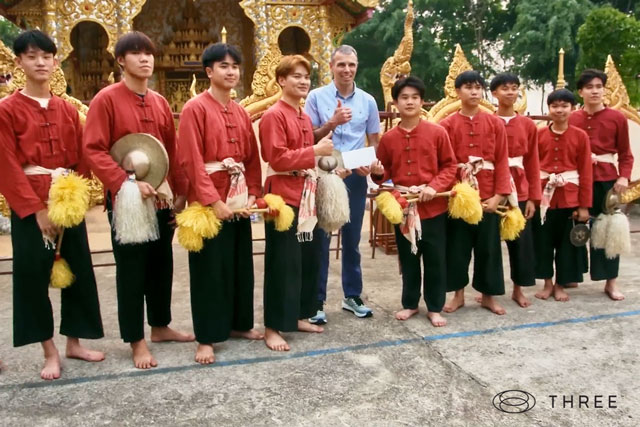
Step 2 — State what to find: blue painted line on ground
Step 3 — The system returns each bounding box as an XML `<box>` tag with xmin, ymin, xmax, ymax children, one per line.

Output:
<box><xmin>1</xmin><ymin>309</ymin><xmax>638</xmax><ymax>392</ymax></box>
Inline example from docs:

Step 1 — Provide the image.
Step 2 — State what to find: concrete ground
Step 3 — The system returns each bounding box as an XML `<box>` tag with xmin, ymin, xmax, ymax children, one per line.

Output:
<box><xmin>0</xmin><ymin>207</ymin><xmax>639</xmax><ymax>426</ymax></box>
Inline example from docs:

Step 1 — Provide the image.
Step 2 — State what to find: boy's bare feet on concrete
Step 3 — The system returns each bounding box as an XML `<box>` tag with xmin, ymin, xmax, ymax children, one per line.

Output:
<box><xmin>553</xmin><ymin>285</ymin><xmax>570</xmax><ymax>302</ymax></box>
<box><xmin>151</xmin><ymin>326</ymin><xmax>195</xmax><ymax>343</ymax></box>
<box><xmin>480</xmin><ymin>295</ymin><xmax>506</xmax><ymax>315</ymax></box>
<box><xmin>265</xmin><ymin>328</ymin><xmax>290</xmax><ymax>352</ymax></box>
<box><xmin>195</xmin><ymin>343</ymin><xmax>215</xmax><ymax>365</ymax></box>
<box><xmin>297</xmin><ymin>320</ymin><xmax>324</xmax><ymax>333</ymax></box>
<box><xmin>604</xmin><ymin>279</ymin><xmax>625</xmax><ymax>301</ymax></box>
<box><xmin>512</xmin><ymin>285</ymin><xmax>531</xmax><ymax>308</ymax></box>
<box><xmin>40</xmin><ymin>339</ymin><xmax>61</xmax><ymax>380</ymax></box>
<box><xmin>395</xmin><ymin>308</ymin><xmax>419</xmax><ymax>321</ymax></box>
<box><xmin>427</xmin><ymin>312</ymin><xmax>447</xmax><ymax>327</ymax></box>
<box><xmin>66</xmin><ymin>337</ymin><xmax>105</xmax><ymax>362</ymax></box>
<box><xmin>444</xmin><ymin>290</ymin><xmax>465</xmax><ymax>313</ymax></box>
<box><xmin>535</xmin><ymin>280</ymin><xmax>554</xmax><ymax>300</ymax></box>
<box><xmin>131</xmin><ymin>339</ymin><xmax>158</xmax><ymax>369</ymax></box>
<box><xmin>231</xmin><ymin>329</ymin><xmax>264</xmax><ymax>340</ymax></box>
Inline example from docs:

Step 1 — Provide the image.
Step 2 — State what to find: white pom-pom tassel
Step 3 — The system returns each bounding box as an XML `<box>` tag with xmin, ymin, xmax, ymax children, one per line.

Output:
<box><xmin>114</xmin><ymin>179</ymin><xmax>159</xmax><ymax>244</ymax></box>
<box><xmin>590</xmin><ymin>214</ymin><xmax>609</xmax><ymax>250</ymax></box>
<box><xmin>604</xmin><ymin>212</ymin><xmax>631</xmax><ymax>259</ymax></box>
<box><xmin>316</xmin><ymin>173</ymin><xmax>350</xmax><ymax>233</ymax></box>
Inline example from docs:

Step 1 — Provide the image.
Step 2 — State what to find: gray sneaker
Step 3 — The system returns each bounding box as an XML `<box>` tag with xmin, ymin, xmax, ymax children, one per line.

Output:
<box><xmin>342</xmin><ymin>296</ymin><xmax>373</xmax><ymax>318</ymax></box>
<box><xmin>309</xmin><ymin>310</ymin><xmax>327</xmax><ymax>325</ymax></box>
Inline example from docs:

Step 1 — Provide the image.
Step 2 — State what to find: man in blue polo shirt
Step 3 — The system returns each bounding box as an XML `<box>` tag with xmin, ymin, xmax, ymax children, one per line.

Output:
<box><xmin>305</xmin><ymin>45</ymin><xmax>380</xmax><ymax>324</ymax></box>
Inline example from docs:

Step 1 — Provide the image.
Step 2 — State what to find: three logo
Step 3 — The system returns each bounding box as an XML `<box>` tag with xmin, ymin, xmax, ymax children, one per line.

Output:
<box><xmin>492</xmin><ymin>390</ymin><xmax>536</xmax><ymax>414</ymax></box>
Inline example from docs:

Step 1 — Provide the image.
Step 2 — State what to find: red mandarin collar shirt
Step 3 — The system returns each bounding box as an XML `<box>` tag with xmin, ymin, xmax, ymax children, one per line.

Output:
<box><xmin>0</xmin><ymin>91</ymin><xmax>85</xmax><ymax>218</ymax></box>
<box><xmin>498</xmin><ymin>114</ymin><xmax>542</xmax><ymax>202</ymax></box>
<box><xmin>374</xmin><ymin>120</ymin><xmax>457</xmax><ymax>219</ymax></box>
<box><xmin>259</xmin><ymin>100</ymin><xmax>316</xmax><ymax>207</ymax></box>
<box><xmin>569</xmin><ymin>107</ymin><xmax>633</xmax><ymax>182</ymax></box>
<box><xmin>538</xmin><ymin>125</ymin><xmax>593</xmax><ymax>209</ymax></box>
<box><xmin>439</xmin><ymin>111</ymin><xmax>511</xmax><ymax>199</ymax></box>
<box><xmin>178</xmin><ymin>91</ymin><xmax>262</xmax><ymax>206</ymax></box>
<box><xmin>83</xmin><ymin>81</ymin><xmax>188</xmax><ymax>199</ymax></box>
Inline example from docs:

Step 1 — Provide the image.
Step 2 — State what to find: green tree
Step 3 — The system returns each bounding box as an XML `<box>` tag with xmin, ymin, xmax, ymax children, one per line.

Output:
<box><xmin>502</xmin><ymin>0</ymin><xmax>593</xmax><ymax>89</ymax></box>
<box><xmin>0</xmin><ymin>16</ymin><xmax>20</xmax><ymax>48</ymax></box>
<box><xmin>577</xmin><ymin>6</ymin><xmax>640</xmax><ymax>105</ymax></box>
<box><xmin>343</xmin><ymin>0</ymin><xmax>511</xmax><ymax>108</ymax></box>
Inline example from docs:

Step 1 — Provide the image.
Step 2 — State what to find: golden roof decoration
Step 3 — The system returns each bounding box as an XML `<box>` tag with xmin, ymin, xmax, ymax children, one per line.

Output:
<box><xmin>380</xmin><ymin>0</ymin><xmax>414</xmax><ymax>110</ymax></box>
<box><xmin>239</xmin><ymin>42</ymin><xmax>283</xmax><ymax>117</ymax></box>
<box><xmin>428</xmin><ymin>44</ymin><xmax>495</xmax><ymax>123</ymax></box>
<box><xmin>604</xmin><ymin>54</ymin><xmax>640</xmax><ymax>125</ymax></box>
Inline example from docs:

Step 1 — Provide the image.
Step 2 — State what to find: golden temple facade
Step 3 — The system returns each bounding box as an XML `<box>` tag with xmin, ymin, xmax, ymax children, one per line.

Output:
<box><xmin>0</xmin><ymin>0</ymin><xmax>378</xmax><ymax>112</ymax></box>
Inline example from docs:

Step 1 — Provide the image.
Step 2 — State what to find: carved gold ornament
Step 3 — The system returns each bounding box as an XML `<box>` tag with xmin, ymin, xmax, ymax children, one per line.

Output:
<box><xmin>604</xmin><ymin>54</ymin><xmax>640</xmax><ymax>125</ymax></box>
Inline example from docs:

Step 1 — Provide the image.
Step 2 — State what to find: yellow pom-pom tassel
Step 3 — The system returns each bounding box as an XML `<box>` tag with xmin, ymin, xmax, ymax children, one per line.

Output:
<box><xmin>50</xmin><ymin>255</ymin><xmax>75</xmax><ymax>289</ymax></box>
<box><xmin>448</xmin><ymin>182</ymin><xmax>483</xmax><ymax>225</ymax></box>
<box><xmin>175</xmin><ymin>202</ymin><xmax>221</xmax><ymax>251</ymax></box>
<box><xmin>263</xmin><ymin>193</ymin><xmax>295</xmax><ymax>231</ymax></box>
<box><xmin>177</xmin><ymin>225</ymin><xmax>204</xmax><ymax>252</ymax></box>
<box><xmin>500</xmin><ymin>207</ymin><xmax>526</xmax><ymax>241</ymax></box>
<box><xmin>48</xmin><ymin>172</ymin><xmax>90</xmax><ymax>228</ymax></box>
<box><xmin>375</xmin><ymin>191</ymin><xmax>404</xmax><ymax>225</ymax></box>
<box><xmin>176</xmin><ymin>202</ymin><xmax>221</xmax><ymax>239</ymax></box>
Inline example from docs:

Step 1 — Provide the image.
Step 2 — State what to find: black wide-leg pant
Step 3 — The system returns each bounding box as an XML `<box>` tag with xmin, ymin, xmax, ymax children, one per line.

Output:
<box><xmin>107</xmin><ymin>199</ymin><xmax>174</xmax><ymax>343</ymax></box>
<box><xmin>590</xmin><ymin>180</ymin><xmax>619</xmax><ymax>280</ymax></box>
<box><xmin>505</xmin><ymin>201</ymin><xmax>536</xmax><ymax>286</ymax></box>
<box><xmin>533</xmin><ymin>207</ymin><xmax>587</xmax><ymax>286</ymax></box>
<box><xmin>446</xmin><ymin>212</ymin><xmax>505</xmax><ymax>295</ymax></box>
<box><xmin>189</xmin><ymin>217</ymin><xmax>255</xmax><ymax>343</ymax></box>
<box><xmin>395</xmin><ymin>213</ymin><xmax>447</xmax><ymax>313</ymax></box>
<box><xmin>12</xmin><ymin>211</ymin><xmax>103</xmax><ymax>347</ymax></box>
<box><xmin>263</xmin><ymin>207</ymin><xmax>321</xmax><ymax>332</ymax></box>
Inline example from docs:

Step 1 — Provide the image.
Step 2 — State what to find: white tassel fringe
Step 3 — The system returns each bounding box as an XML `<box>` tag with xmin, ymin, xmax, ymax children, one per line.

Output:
<box><xmin>316</xmin><ymin>173</ymin><xmax>350</xmax><ymax>233</ymax></box>
<box><xmin>114</xmin><ymin>180</ymin><xmax>160</xmax><ymax>244</ymax></box>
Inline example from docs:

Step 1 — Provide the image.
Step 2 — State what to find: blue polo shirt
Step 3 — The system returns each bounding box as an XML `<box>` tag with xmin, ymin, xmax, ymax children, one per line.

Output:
<box><xmin>305</xmin><ymin>81</ymin><xmax>380</xmax><ymax>152</ymax></box>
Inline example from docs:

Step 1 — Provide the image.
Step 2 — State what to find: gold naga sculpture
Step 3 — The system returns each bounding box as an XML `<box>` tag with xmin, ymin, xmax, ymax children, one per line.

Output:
<box><xmin>0</xmin><ymin>40</ymin><xmax>103</xmax><ymax>218</ymax></box>
<box><xmin>601</xmin><ymin>53</ymin><xmax>640</xmax><ymax>209</ymax></box>
<box><xmin>604</xmin><ymin>54</ymin><xmax>640</xmax><ymax>125</ymax></box>
<box><xmin>380</xmin><ymin>0</ymin><xmax>414</xmax><ymax>111</ymax></box>
<box><xmin>428</xmin><ymin>44</ymin><xmax>496</xmax><ymax>123</ymax></box>
<box><xmin>239</xmin><ymin>42</ymin><xmax>283</xmax><ymax>118</ymax></box>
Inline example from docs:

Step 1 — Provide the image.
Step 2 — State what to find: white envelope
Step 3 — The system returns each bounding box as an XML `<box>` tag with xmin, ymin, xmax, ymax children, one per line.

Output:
<box><xmin>341</xmin><ymin>146</ymin><xmax>377</xmax><ymax>170</ymax></box>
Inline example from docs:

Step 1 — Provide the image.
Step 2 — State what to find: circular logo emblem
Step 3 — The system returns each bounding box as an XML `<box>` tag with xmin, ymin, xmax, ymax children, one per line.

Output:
<box><xmin>492</xmin><ymin>390</ymin><xmax>536</xmax><ymax>413</ymax></box>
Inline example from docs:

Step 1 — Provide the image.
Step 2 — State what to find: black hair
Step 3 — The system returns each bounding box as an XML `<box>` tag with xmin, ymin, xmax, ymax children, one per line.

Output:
<box><xmin>576</xmin><ymin>68</ymin><xmax>607</xmax><ymax>89</ymax></box>
<box><xmin>489</xmin><ymin>72</ymin><xmax>520</xmax><ymax>92</ymax></box>
<box><xmin>114</xmin><ymin>31</ymin><xmax>155</xmax><ymax>59</ymax></box>
<box><xmin>202</xmin><ymin>43</ymin><xmax>242</xmax><ymax>71</ymax></box>
<box><xmin>547</xmin><ymin>89</ymin><xmax>576</xmax><ymax>106</ymax></box>
<box><xmin>454</xmin><ymin>70</ymin><xmax>486</xmax><ymax>89</ymax></box>
<box><xmin>13</xmin><ymin>30</ymin><xmax>57</xmax><ymax>56</ymax></box>
<box><xmin>392</xmin><ymin>76</ymin><xmax>425</xmax><ymax>100</ymax></box>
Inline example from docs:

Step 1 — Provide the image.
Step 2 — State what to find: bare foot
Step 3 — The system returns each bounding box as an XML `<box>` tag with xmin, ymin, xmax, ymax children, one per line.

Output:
<box><xmin>474</xmin><ymin>294</ymin><xmax>482</xmax><ymax>304</ymax></box>
<box><xmin>512</xmin><ymin>286</ymin><xmax>531</xmax><ymax>308</ymax></box>
<box><xmin>150</xmin><ymin>326</ymin><xmax>195</xmax><ymax>343</ymax></box>
<box><xmin>66</xmin><ymin>338</ymin><xmax>105</xmax><ymax>362</ymax></box>
<box><xmin>535</xmin><ymin>280</ymin><xmax>554</xmax><ymax>300</ymax></box>
<box><xmin>264</xmin><ymin>328</ymin><xmax>290</xmax><ymax>352</ymax></box>
<box><xmin>297</xmin><ymin>320</ymin><xmax>324</xmax><ymax>333</ymax></box>
<box><xmin>40</xmin><ymin>339</ymin><xmax>61</xmax><ymax>380</ymax></box>
<box><xmin>605</xmin><ymin>280</ymin><xmax>625</xmax><ymax>301</ymax></box>
<box><xmin>553</xmin><ymin>285</ymin><xmax>570</xmax><ymax>302</ymax></box>
<box><xmin>443</xmin><ymin>290</ymin><xmax>465</xmax><ymax>313</ymax></box>
<box><xmin>395</xmin><ymin>308</ymin><xmax>419</xmax><ymax>321</ymax></box>
<box><xmin>480</xmin><ymin>295</ymin><xmax>506</xmax><ymax>315</ymax></box>
<box><xmin>427</xmin><ymin>312</ymin><xmax>447</xmax><ymax>327</ymax></box>
<box><xmin>195</xmin><ymin>343</ymin><xmax>215</xmax><ymax>365</ymax></box>
<box><xmin>564</xmin><ymin>282</ymin><xmax>579</xmax><ymax>288</ymax></box>
<box><xmin>0</xmin><ymin>359</ymin><xmax>4</xmax><ymax>373</ymax></box>
<box><xmin>230</xmin><ymin>329</ymin><xmax>264</xmax><ymax>340</ymax></box>
<box><xmin>131</xmin><ymin>339</ymin><xmax>158</xmax><ymax>369</ymax></box>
